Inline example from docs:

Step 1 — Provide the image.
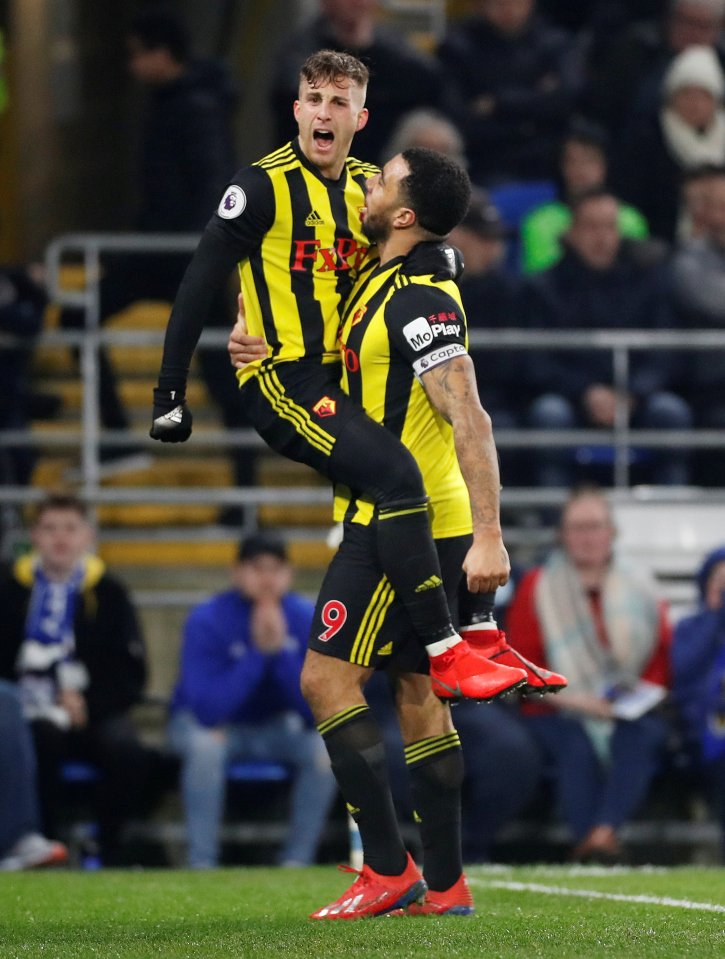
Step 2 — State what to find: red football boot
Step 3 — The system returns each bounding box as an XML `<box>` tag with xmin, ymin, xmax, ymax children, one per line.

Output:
<box><xmin>310</xmin><ymin>852</ymin><xmax>427</xmax><ymax>920</ymax></box>
<box><xmin>391</xmin><ymin>873</ymin><xmax>475</xmax><ymax>916</ymax></box>
<box><xmin>462</xmin><ymin>625</ymin><xmax>568</xmax><ymax>695</ymax></box>
<box><xmin>429</xmin><ymin>639</ymin><xmax>526</xmax><ymax>702</ymax></box>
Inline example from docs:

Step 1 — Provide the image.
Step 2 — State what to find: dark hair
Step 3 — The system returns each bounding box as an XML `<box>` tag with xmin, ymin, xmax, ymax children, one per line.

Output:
<box><xmin>400</xmin><ymin>147</ymin><xmax>472</xmax><ymax>237</ymax></box>
<box><xmin>129</xmin><ymin>10</ymin><xmax>191</xmax><ymax>63</ymax></box>
<box><xmin>237</xmin><ymin>532</ymin><xmax>288</xmax><ymax>563</ymax></box>
<box><xmin>33</xmin><ymin>492</ymin><xmax>89</xmax><ymax>524</ymax></box>
<box><xmin>300</xmin><ymin>50</ymin><xmax>369</xmax><ymax>90</ymax></box>
<box><xmin>562</xmin><ymin>118</ymin><xmax>610</xmax><ymax>156</ymax></box>
<box><xmin>569</xmin><ymin>186</ymin><xmax>619</xmax><ymax>218</ymax></box>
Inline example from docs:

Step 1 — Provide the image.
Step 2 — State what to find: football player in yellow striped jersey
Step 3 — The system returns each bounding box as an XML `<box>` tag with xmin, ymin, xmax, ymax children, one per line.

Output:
<box><xmin>302</xmin><ymin>147</ymin><xmax>517</xmax><ymax>919</ymax></box>
<box><xmin>151</xmin><ymin>50</ymin><xmax>517</xmax><ymax>702</ymax></box>
<box><xmin>231</xmin><ymin>148</ymin><xmax>528</xmax><ymax>919</ymax></box>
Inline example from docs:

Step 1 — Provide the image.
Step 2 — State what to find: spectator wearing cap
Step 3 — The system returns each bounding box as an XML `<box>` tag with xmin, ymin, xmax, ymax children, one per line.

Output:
<box><xmin>520</xmin><ymin>122</ymin><xmax>649</xmax><ymax>274</ymax></box>
<box><xmin>615</xmin><ymin>44</ymin><xmax>725</xmax><ymax>241</ymax></box>
<box><xmin>447</xmin><ymin>191</ymin><xmax>529</xmax><ymax>484</ymax></box>
<box><xmin>585</xmin><ymin>0</ymin><xmax>725</xmax><ymax>137</ymax></box>
<box><xmin>167</xmin><ymin>533</ymin><xmax>336</xmax><ymax>868</ymax></box>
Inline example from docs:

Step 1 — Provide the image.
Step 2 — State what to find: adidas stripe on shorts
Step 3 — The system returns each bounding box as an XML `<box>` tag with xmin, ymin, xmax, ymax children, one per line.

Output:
<box><xmin>308</xmin><ymin>522</ymin><xmax>471</xmax><ymax>671</ymax></box>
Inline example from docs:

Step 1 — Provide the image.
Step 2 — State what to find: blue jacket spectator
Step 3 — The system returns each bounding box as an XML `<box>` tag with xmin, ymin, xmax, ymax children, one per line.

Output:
<box><xmin>170</xmin><ymin>590</ymin><xmax>313</xmax><ymax>729</ymax></box>
<box><xmin>168</xmin><ymin>533</ymin><xmax>336</xmax><ymax>868</ymax></box>
<box><xmin>437</xmin><ymin>0</ymin><xmax>580</xmax><ymax>184</ymax></box>
<box><xmin>672</xmin><ymin>545</ymin><xmax>725</xmax><ymax>859</ymax></box>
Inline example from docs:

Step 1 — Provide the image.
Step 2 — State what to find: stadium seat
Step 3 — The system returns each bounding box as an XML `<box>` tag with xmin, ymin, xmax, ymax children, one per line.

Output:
<box><xmin>488</xmin><ymin>179</ymin><xmax>557</xmax><ymax>227</ymax></box>
<box><xmin>489</xmin><ymin>179</ymin><xmax>557</xmax><ymax>274</ymax></box>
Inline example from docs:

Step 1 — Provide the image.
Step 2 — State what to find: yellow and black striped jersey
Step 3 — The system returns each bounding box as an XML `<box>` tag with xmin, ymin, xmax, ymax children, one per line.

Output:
<box><xmin>157</xmin><ymin>139</ymin><xmax>377</xmax><ymax>394</ymax></box>
<box><xmin>333</xmin><ymin>245</ymin><xmax>473</xmax><ymax>538</ymax></box>
<box><xmin>205</xmin><ymin>139</ymin><xmax>378</xmax><ymax>386</ymax></box>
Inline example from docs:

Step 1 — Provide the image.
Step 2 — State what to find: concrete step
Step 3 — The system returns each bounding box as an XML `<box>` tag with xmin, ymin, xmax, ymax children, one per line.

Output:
<box><xmin>33</xmin><ymin>378</ymin><xmax>211</xmax><ymax>412</ymax></box>
<box><xmin>259</xmin><ymin>502</ymin><xmax>332</xmax><ymax>526</ymax></box>
<box><xmin>34</xmin><ymin>297</ymin><xmax>171</xmax><ymax>376</ymax></box>
<box><xmin>32</xmin><ymin>343</ymin><xmax>76</xmax><ymax>377</ymax></box>
<box><xmin>256</xmin><ymin>457</ymin><xmax>331</xmax><ymax>525</ymax></box>
<box><xmin>99</xmin><ymin>536</ymin><xmax>334</xmax><ymax>570</ymax></box>
<box><xmin>257</xmin><ymin>457</ymin><xmax>323</xmax><ymax>485</ymax></box>
<box><xmin>31</xmin><ymin>454</ymin><xmax>234</xmax><ymax>527</ymax></box>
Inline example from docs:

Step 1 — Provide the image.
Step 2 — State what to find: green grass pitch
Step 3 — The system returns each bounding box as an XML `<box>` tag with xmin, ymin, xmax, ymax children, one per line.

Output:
<box><xmin>1</xmin><ymin>864</ymin><xmax>723</xmax><ymax>959</ymax></box>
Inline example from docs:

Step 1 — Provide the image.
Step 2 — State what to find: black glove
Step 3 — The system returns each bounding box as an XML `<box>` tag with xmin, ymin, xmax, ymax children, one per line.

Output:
<box><xmin>401</xmin><ymin>241</ymin><xmax>465</xmax><ymax>282</ymax></box>
<box><xmin>150</xmin><ymin>387</ymin><xmax>193</xmax><ymax>442</ymax></box>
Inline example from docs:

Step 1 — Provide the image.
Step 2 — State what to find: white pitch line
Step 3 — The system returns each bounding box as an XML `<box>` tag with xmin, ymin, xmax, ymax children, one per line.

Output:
<box><xmin>471</xmin><ymin>879</ymin><xmax>725</xmax><ymax>914</ymax></box>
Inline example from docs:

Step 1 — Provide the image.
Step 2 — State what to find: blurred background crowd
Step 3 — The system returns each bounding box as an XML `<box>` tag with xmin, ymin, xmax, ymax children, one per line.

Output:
<box><xmin>1</xmin><ymin>0</ymin><xmax>725</xmax><ymax>871</ymax></box>
<box><xmin>5</xmin><ymin>0</ymin><xmax>725</xmax><ymax>492</ymax></box>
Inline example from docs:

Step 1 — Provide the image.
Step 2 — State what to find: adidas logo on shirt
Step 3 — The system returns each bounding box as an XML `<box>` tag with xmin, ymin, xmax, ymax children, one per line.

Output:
<box><xmin>305</xmin><ymin>209</ymin><xmax>324</xmax><ymax>227</ymax></box>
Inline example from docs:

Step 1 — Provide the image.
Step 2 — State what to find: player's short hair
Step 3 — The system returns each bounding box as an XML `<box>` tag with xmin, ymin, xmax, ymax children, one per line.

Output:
<box><xmin>399</xmin><ymin>147</ymin><xmax>472</xmax><ymax>237</ymax></box>
<box><xmin>33</xmin><ymin>492</ymin><xmax>89</xmax><ymax>524</ymax></box>
<box><xmin>299</xmin><ymin>50</ymin><xmax>369</xmax><ymax>91</ymax></box>
<box><xmin>129</xmin><ymin>10</ymin><xmax>191</xmax><ymax>63</ymax></box>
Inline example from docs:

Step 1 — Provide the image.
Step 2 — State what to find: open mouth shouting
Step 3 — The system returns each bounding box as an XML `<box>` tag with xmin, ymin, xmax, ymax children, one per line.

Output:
<box><xmin>313</xmin><ymin>129</ymin><xmax>335</xmax><ymax>149</ymax></box>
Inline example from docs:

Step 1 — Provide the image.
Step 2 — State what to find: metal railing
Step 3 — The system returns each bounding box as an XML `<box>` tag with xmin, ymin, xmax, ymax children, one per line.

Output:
<box><xmin>2</xmin><ymin>232</ymin><xmax>725</xmax><ymax>514</ymax></box>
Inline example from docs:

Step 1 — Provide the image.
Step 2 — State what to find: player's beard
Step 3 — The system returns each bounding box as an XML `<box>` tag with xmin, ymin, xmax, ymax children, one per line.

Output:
<box><xmin>362</xmin><ymin>211</ymin><xmax>391</xmax><ymax>244</ymax></box>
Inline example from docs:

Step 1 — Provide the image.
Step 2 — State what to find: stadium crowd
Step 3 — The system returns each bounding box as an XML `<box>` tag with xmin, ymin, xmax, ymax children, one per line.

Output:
<box><xmin>1</xmin><ymin>0</ymin><xmax>725</xmax><ymax>876</ymax></box>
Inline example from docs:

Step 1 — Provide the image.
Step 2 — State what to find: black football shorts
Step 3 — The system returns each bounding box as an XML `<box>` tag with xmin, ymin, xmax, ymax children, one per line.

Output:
<box><xmin>239</xmin><ymin>359</ymin><xmax>362</xmax><ymax>477</ymax></box>
<box><xmin>308</xmin><ymin>521</ymin><xmax>471</xmax><ymax>673</ymax></box>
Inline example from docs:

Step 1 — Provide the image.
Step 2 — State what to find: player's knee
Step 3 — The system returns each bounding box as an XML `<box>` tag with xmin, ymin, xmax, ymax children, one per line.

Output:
<box><xmin>300</xmin><ymin>658</ymin><xmax>323</xmax><ymax>714</ymax></box>
<box><xmin>301</xmin><ymin>653</ymin><xmax>369</xmax><ymax>724</ymax></box>
<box><xmin>299</xmin><ymin>654</ymin><xmax>338</xmax><ymax>718</ymax></box>
<box><xmin>377</xmin><ymin>446</ymin><xmax>426</xmax><ymax>504</ymax></box>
